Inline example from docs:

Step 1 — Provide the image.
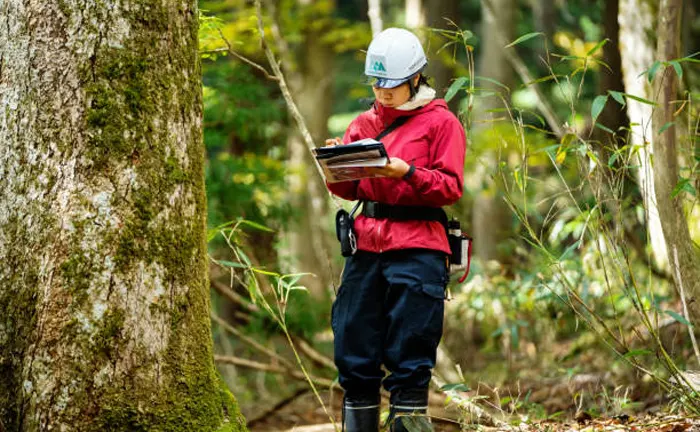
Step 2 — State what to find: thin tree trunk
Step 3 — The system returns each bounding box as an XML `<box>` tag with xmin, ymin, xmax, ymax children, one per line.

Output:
<box><xmin>619</xmin><ymin>0</ymin><xmax>669</xmax><ymax>270</ymax></box>
<box><xmin>283</xmin><ymin>0</ymin><xmax>338</xmax><ymax>298</ymax></box>
<box><xmin>0</xmin><ymin>1</ymin><xmax>246</xmax><ymax>430</ymax></box>
<box><xmin>652</xmin><ymin>0</ymin><xmax>700</xmax><ymax>321</ymax></box>
<box><xmin>368</xmin><ymin>0</ymin><xmax>383</xmax><ymax>36</ymax></box>
<box><xmin>472</xmin><ymin>0</ymin><xmax>516</xmax><ymax>263</ymax></box>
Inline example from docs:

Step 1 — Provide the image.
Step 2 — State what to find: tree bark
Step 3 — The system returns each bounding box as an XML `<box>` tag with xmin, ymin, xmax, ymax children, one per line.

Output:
<box><xmin>471</xmin><ymin>0</ymin><xmax>516</xmax><ymax>263</ymax></box>
<box><xmin>619</xmin><ymin>0</ymin><xmax>668</xmax><ymax>270</ymax></box>
<box><xmin>0</xmin><ymin>1</ymin><xmax>246</xmax><ymax>431</ymax></box>
<box><xmin>652</xmin><ymin>0</ymin><xmax>700</xmax><ymax>321</ymax></box>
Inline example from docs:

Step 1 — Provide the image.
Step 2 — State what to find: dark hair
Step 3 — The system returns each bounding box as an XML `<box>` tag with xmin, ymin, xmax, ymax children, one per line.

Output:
<box><xmin>409</xmin><ymin>73</ymin><xmax>431</xmax><ymax>98</ymax></box>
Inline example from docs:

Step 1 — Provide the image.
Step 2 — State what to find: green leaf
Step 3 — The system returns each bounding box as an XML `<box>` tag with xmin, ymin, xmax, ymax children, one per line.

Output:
<box><xmin>215</xmin><ymin>260</ymin><xmax>246</xmax><ymax>269</ymax></box>
<box><xmin>647</xmin><ymin>61</ymin><xmax>662</xmax><ymax>82</ymax></box>
<box><xmin>586</xmin><ymin>38</ymin><xmax>609</xmax><ymax>57</ymax></box>
<box><xmin>505</xmin><ymin>32</ymin><xmax>544</xmax><ymax>48</ymax></box>
<box><xmin>658</xmin><ymin>122</ymin><xmax>675</xmax><ymax>135</ymax></box>
<box><xmin>624</xmin><ymin>93</ymin><xmax>657</xmax><ymax>106</ymax></box>
<box><xmin>561</xmin><ymin>133</ymin><xmax>576</xmax><ymax>147</ymax></box>
<box><xmin>623</xmin><ymin>349</ymin><xmax>653</xmax><ymax>358</ymax></box>
<box><xmin>672</xmin><ymin>178</ymin><xmax>697</xmax><ymax>198</ymax></box>
<box><xmin>445</xmin><ymin>76</ymin><xmax>468</xmax><ymax>102</ymax></box>
<box><xmin>670</xmin><ymin>60</ymin><xmax>683</xmax><ymax>79</ymax></box>
<box><xmin>608</xmin><ymin>90</ymin><xmax>626</xmax><ymax>107</ymax></box>
<box><xmin>440</xmin><ymin>383</ymin><xmax>470</xmax><ymax>392</ymax></box>
<box><xmin>238</xmin><ymin>219</ymin><xmax>274</xmax><ymax>232</ymax></box>
<box><xmin>252</xmin><ymin>268</ymin><xmax>280</xmax><ymax>277</ymax></box>
<box><xmin>525</xmin><ymin>74</ymin><xmax>560</xmax><ymax>86</ymax></box>
<box><xmin>559</xmin><ymin>239</ymin><xmax>581</xmax><ymax>261</ymax></box>
<box><xmin>475</xmin><ymin>76</ymin><xmax>510</xmax><ymax>91</ymax></box>
<box><xmin>665</xmin><ymin>310</ymin><xmax>692</xmax><ymax>327</ymax></box>
<box><xmin>608</xmin><ymin>152</ymin><xmax>620</xmax><ymax>167</ymax></box>
<box><xmin>591</xmin><ymin>95</ymin><xmax>608</xmax><ymax>124</ymax></box>
<box><xmin>594</xmin><ymin>123</ymin><xmax>614</xmax><ymax>134</ymax></box>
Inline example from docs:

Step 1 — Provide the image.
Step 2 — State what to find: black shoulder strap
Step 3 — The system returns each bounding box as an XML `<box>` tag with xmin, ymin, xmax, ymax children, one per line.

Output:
<box><xmin>375</xmin><ymin>116</ymin><xmax>409</xmax><ymax>141</ymax></box>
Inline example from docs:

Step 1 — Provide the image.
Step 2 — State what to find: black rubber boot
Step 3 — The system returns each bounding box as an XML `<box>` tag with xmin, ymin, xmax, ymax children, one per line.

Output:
<box><xmin>388</xmin><ymin>388</ymin><xmax>433</xmax><ymax>432</ymax></box>
<box><xmin>342</xmin><ymin>395</ymin><xmax>380</xmax><ymax>432</ymax></box>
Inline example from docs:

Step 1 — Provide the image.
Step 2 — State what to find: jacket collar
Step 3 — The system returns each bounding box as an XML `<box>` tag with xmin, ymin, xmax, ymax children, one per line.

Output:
<box><xmin>373</xmin><ymin>96</ymin><xmax>447</xmax><ymax>126</ymax></box>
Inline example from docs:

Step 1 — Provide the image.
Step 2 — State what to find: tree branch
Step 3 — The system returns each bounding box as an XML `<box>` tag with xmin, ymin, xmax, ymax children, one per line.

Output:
<box><xmin>214</xmin><ymin>355</ymin><xmax>336</xmax><ymax>388</ymax></box>
<box><xmin>211</xmin><ymin>312</ymin><xmax>295</xmax><ymax>370</ymax></box>
<box><xmin>217</xmin><ymin>29</ymin><xmax>279</xmax><ymax>81</ymax></box>
<box><xmin>253</xmin><ymin>0</ymin><xmax>336</xmax><ymax>198</ymax></box>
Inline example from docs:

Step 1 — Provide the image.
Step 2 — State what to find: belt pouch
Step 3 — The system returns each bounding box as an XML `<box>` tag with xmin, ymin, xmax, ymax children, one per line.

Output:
<box><xmin>335</xmin><ymin>209</ymin><xmax>357</xmax><ymax>257</ymax></box>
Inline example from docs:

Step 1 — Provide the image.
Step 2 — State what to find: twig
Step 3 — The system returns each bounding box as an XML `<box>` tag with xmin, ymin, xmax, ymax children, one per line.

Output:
<box><xmin>211</xmin><ymin>312</ymin><xmax>295</xmax><ymax>369</ymax></box>
<box><xmin>210</xmin><ymin>278</ymin><xmax>260</xmax><ymax>315</ymax></box>
<box><xmin>673</xmin><ymin>246</ymin><xmax>700</xmax><ymax>368</ymax></box>
<box><xmin>252</xmin><ymin>0</ymin><xmax>331</xmax><ymax>189</ymax></box>
<box><xmin>215</xmin><ymin>30</ymin><xmax>279</xmax><ymax>81</ymax></box>
<box><xmin>245</xmin><ymin>388</ymin><xmax>312</xmax><ymax>427</ymax></box>
<box><xmin>214</xmin><ymin>355</ymin><xmax>336</xmax><ymax>388</ymax></box>
<box><xmin>294</xmin><ymin>337</ymin><xmax>336</xmax><ymax>371</ymax></box>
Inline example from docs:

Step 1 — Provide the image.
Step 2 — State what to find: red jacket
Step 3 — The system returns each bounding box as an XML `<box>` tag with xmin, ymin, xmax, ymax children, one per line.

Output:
<box><xmin>327</xmin><ymin>99</ymin><xmax>466</xmax><ymax>254</ymax></box>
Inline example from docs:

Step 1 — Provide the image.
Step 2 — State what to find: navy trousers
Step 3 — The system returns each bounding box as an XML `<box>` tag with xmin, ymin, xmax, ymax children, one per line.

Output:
<box><xmin>331</xmin><ymin>249</ymin><xmax>448</xmax><ymax>400</ymax></box>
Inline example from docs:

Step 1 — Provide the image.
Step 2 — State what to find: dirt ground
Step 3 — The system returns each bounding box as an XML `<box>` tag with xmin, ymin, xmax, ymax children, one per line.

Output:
<box><xmin>246</xmin><ymin>387</ymin><xmax>700</xmax><ymax>432</ymax></box>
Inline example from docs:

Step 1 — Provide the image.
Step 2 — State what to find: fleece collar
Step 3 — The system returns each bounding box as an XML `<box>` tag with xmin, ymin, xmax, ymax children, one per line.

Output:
<box><xmin>396</xmin><ymin>86</ymin><xmax>436</xmax><ymax>111</ymax></box>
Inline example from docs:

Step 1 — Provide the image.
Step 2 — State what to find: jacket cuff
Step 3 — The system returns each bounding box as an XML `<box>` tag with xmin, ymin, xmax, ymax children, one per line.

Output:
<box><xmin>402</xmin><ymin>164</ymin><xmax>416</xmax><ymax>180</ymax></box>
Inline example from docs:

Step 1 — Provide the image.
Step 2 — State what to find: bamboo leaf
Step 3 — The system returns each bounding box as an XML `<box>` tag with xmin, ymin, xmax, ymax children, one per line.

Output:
<box><xmin>591</xmin><ymin>95</ymin><xmax>608</xmax><ymax>123</ymax></box>
<box><xmin>559</xmin><ymin>239</ymin><xmax>581</xmax><ymax>261</ymax></box>
<box><xmin>658</xmin><ymin>122</ymin><xmax>675</xmax><ymax>135</ymax></box>
<box><xmin>594</xmin><ymin>123</ymin><xmax>614</xmax><ymax>134</ymax></box>
<box><xmin>440</xmin><ymin>383</ymin><xmax>470</xmax><ymax>392</ymax></box>
<box><xmin>238</xmin><ymin>219</ymin><xmax>274</xmax><ymax>232</ymax></box>
<box><xmin>672</xmin><ymin>178</ymin><xmax>697</xmax><ymax>198</ymax></box>
<box><xmin>505</xmin><ymin>32</ymin><xmax>544</xmax><ymax>48</ymax></box>
<box><xmin>445</xmin><ymin>76</ymin><xmax>468</xmax><ymax>102</ymax></box>
<box><xmin>665</xmin><ymin>310</ymin><xmax>692</xmax><ymax>327</ymax></box>
<box><xmin>251</xmin><ymin>267</ymin><xmax>280</xmax><ymax>277</ymax></box>
<box><xmin>670</xmin><ymin>60</ymin><xmax>683</xmax><ymax>79</ymax></box>
<box><xmin>608</xmin><ymin>90</ymin><xmax>626</xmax><ymax>107</ymax></box>
<box><xmin>647</xmin><ymin>61</ymin><xmax>662</xmax><ymax>82</ymax></box>
<box><xmin>623</xmin><ymin>349</ymin><xmax>653</xmax><ymax>358</ymax></box>
<box><xmin>624</xmin><ymin>93</ymin><xmax>657</xmax><ymax>106</ymax></box>
<box><xmin>586</xmin><ymin>38</ymin><xmax>609</xmax><ymax>57</ymax></box>
<box><xmin>215</xmin><ymin>260</ymin><xmax>246</xmax><ymax>269</ymax></box>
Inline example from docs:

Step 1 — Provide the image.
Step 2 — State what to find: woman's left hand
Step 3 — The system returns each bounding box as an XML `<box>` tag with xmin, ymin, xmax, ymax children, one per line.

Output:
<box><xmin>367</xmin><ymin>157</ymin><xmax>411</xmax><ymax>179</ymax></box>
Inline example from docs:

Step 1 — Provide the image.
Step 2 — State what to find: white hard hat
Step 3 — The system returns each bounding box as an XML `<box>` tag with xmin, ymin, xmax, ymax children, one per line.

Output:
<box><xmin>364</xmin><ymin>28</ymin><xmax>427</xmax><ymax>88</ymax></box>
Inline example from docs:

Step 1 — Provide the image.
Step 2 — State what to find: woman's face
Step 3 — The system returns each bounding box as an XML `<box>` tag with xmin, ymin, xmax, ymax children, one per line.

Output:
<box><xmin>372</xmin><ymin>75</ymin><xmax>420</xmax><ymax>108</ymax></box>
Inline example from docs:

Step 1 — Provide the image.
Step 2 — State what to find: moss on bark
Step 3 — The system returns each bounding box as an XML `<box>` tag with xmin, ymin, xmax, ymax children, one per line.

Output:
<box><xmin>0</xmin><ymin>1</ymin><xmax>246</xmax><ymax>430</ymax></box>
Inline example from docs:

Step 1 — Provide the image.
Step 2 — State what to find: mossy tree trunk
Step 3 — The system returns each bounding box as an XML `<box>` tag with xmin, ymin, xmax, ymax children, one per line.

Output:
<box><xmin>651</xmin><ymin>0</ymin><xmax>700</xmax><ymax>322</ymax></box>
<box><xmin>0</xmin><ymin>1</ymin><xmax>246</xmax><ymax>431</ymax></box>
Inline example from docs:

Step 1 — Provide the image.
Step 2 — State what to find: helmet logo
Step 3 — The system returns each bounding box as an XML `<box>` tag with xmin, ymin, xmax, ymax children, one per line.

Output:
<box><xmin>372</xmin><ymin>61</ymin><xmax>386</xmax><ymax>72</ymax></box>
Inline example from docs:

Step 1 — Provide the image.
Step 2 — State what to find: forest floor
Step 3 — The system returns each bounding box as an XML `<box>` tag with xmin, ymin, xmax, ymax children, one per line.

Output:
<box><xmin>244</xmin><ymin>334</ymin><xmax>700</xmax><ymax>431</ymax></box>
<box><xmin>247</xmin><ymin>386</ymin><xmax>700</xmax><ymax>431</ymax></box>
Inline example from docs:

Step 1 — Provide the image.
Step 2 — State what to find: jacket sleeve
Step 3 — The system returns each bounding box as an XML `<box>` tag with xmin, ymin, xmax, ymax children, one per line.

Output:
<box><xmin>404</xmin><ymin>115</ymin><xmax>465</xmax><ymax>206</ymax></box>
<box><xmin>325</xmin><ymin>117</ymin><xmax>365</xmax><ymax>201</ymax></box>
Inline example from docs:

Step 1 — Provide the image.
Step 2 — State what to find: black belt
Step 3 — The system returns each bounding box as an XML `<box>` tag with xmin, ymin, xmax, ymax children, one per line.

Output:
<box><xmin>361</xmin><ymin>201</ymin><xmax>447</xmax><ymax>227</ymax></box>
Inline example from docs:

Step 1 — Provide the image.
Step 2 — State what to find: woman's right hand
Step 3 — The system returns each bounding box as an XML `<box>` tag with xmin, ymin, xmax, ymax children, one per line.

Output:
<box><xmin>324</xmin><ymin>137</ymin><xmax>343</xmax><ymax>147</ymax></box>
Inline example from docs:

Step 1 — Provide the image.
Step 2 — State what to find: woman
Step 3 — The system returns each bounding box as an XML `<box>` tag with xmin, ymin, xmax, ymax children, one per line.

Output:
<box><xmin>325</xmin><ymin>27</ymin><xmax>466</xmax><ymax>432</ymax></box>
